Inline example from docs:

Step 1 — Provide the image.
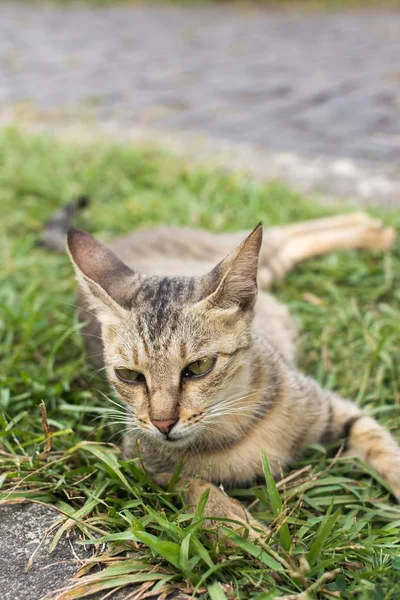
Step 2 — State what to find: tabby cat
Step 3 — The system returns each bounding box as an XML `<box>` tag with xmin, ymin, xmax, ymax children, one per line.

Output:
<box><xmin>47</xmin><ymin>203</ymin><xmax>400</xmax><ymax>538</ymax></box>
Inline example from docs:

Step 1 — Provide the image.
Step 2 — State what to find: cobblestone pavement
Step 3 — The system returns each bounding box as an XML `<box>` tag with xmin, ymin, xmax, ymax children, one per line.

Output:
<box><xmin>1</xmin><ymin>3</ymin><xmax>400</xmax><ymax>165</ymax></box>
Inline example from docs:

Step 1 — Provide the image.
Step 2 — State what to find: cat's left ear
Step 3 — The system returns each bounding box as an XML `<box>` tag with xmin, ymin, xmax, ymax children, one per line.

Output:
<box><xmin>67</xmin><ymin>228</ymin><xmax>135</xmax><ymax>323</ymax></box>
<box><xmin>200</xmin><ymin>223</ymin><xmax>262</xmax><ymax>312</ymax></box>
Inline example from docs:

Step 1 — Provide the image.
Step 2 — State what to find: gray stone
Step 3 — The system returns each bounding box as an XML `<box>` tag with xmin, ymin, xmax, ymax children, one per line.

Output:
<box><xmin>0</xmin><ymin>503</ymin><xmax>93</xmax><ymax>600</ymax></box>
<box><xmin>0</xmin><ymin>503</ymin><xmax>139</xmax><ymax>599</ymax></box>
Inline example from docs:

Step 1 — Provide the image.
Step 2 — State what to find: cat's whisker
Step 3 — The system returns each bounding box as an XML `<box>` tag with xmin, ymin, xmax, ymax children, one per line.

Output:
<box><xmin>95</xmin><ymin>391</ymin><xmax>128</xmax><ymax>412</ymax></box>
<box><xmin>209</xmin><ymin>387</ymin><xmax>268</xmax><ymax>408</ymax></box>
<box><xmin>207</xmin><ymin>397</ymin><xmax>262</xmax><ymax>412</ymax></box>
<box><xmin>109</xmin><ymin>426</ymin><xmax>142</xmax><ymax>444</ymax></box>
<box><xmin>205</xmin><ymin>410</ymin><xmax>260</xmax><ymax>419</ymax></box>
<box><xmin>89</xmin><ymin>423</ymin><xmax>124</xmax><ymax>437</ymax></box>
<box><xmin>216</xmin><ymin>388</ymin><xmax>277</xmax><ymax>408</ymax></box>
<box><xmin>90</xmin><ymin>412</ymin><xmax>127</xmax><ymax>423</ymax></box>
<box><xmin>90</xmin><ymin>365</ymin><xmax>108</xmax><ymax>377</ymax></box>
<box><xmin>204</xmin><ymin>402</ymin><xmax>264</xmax><ymax>417</ymax></box>
<box><xmin>209</xmin><ymin>397</ymin><xmax>266</xmax><ymax>408</ymax></box>
<box><xmin>205</xmin><ymin>392</ymin><xmax>267</xmax><ymax>412</ymax></box>
<box><xmin>62</xmin><ymin>301</ymin><xmax>100</xmax><ymax>321</ymax></box>
<box><xmin>91</xmin><ymin>419</ymin><xmax>139</xmax><ymax>433</ymax></box>
<box><xmin>80</xmin><ymin>333</ymin><xmax>103</xmax><ymax>341</ymax></box>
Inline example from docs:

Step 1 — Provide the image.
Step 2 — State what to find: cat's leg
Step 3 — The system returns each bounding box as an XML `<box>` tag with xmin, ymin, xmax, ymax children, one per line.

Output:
<box><xmin>265</xmin><ymin>212</ymin><xmax>383</xmax><ymax>239</ymax></box>
<box><xmin>258</xmin><ymin>214</ymin><xmax>396</xmax><ymax>288</ymax></box>
<box><xmin>321</xmin><ymin>396</ymin><xmax>400</xmax><ymax>501</ymax></box>
<box><xmin>134</xmin><ymin>442</ymin><xmax>267</xmax><ymax>539</ymax></box>
<box><xmin>291</xmin><ymin>375</ymin><xmax>400</xmax><ymax>501</ymax></box>
<box><xmin>154</xmin><ymin>473</ymin><xmax>267</xmax><ymax>541</ymax></box>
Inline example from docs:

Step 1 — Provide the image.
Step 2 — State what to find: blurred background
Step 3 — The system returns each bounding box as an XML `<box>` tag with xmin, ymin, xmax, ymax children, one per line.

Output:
<box><xmin>1</xmin><ymin>0</ymin><xmax>399</xmax><ymax>207</ymax></box>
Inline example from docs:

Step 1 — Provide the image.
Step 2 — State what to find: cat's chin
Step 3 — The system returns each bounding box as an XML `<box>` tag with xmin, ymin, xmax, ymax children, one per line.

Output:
<box><xmin>150</xmin><ymin>432</ymin><xmax>198</xmax><ymax>450</ymax></box>
<box><xmin>164</xmin><ymin>435</ymin><xmax>195</xmax><ymax>449</ymax></box>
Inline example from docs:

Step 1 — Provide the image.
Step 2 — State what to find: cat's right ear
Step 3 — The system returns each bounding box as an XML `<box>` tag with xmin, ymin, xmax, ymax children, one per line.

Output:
<box><xmin>199</xmin><ymin>223</ymin><xmax>262</xmax><ymax>314</ymax></box>
<box><xmin>67</xmin><ymin>228</ymin><xmax>135</xmax><ymax>324</ymax></box>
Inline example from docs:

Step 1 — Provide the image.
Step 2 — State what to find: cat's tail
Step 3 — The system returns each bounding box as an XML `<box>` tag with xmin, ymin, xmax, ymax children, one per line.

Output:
<box><xmin>40</xmin><ymin>196</ymin><xmax>90</xmax><ymax>252</ymax></box>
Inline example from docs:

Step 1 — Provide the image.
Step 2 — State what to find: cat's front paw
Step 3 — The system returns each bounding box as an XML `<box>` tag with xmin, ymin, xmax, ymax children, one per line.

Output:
<box><xmin>152</xmin><ymin>472</ymin><xmax>177</xmax><ymax>487</ymax></box>
<box><xmin>185</xmin><ymin>479</ymin><xmax>269</xmax><ymax>542</ymax></box>
<box><xmin>153</xmin><ymin>473</ymin><xmax>269</xmax><ymax>542</ymax></box>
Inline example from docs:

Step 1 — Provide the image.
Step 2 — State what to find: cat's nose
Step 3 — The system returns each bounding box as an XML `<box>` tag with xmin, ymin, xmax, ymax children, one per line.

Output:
<box><xmin>151</xmin><ymin>418</ymin><xmax>178</xmax><ymax>435</ymax></box>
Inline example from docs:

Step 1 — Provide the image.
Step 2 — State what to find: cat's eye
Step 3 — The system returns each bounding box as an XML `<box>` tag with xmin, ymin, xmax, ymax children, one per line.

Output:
<box><xmin>183</xmin><ymin>357</ymin><xmax>216</xmax><ymax>379</ymax></box>
<box><xmin>115</xmin><ymin>368</ymin><xmax>146</xmax><ymax>384</ymax></box>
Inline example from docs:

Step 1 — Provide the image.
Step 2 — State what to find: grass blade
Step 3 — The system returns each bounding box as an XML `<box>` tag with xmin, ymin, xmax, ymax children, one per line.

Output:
<box><xmin>208</xmin><ymin>581</ymin><xmax>228</xmax><ymax>600</ymax></box>
<box><xmin>307</xmin><ymin>499</ymin><xmax>341</xmax><ymax>567</ymax></box>
<box><xmin>220</xmin><ymin>528</ymin><xmax>284</xmax><ymax>571</ymax></box>
<box><xmin>261</xmin><ymin>450</ymin><xmax>291</xmax><ymax>550</ymax></box>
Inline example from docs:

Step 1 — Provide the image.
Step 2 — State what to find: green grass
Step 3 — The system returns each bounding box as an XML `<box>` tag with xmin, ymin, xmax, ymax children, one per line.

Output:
<box><xmin>1</xmin><ymin>127</ymin><xmax>400</xmax><ymax>599</ymax></box>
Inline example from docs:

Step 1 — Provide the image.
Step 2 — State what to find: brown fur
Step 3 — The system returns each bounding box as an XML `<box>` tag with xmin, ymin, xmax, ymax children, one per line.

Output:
<box><xmin>66</xmin><ymin>212</ymin><xmax>399</xmax><ymax>539</ymax></box>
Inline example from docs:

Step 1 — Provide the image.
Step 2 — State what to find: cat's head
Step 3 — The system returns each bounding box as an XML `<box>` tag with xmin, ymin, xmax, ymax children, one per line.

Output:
<box><xmin>67</xmin><ymin>225</ymin><xmax>262</xmax><ymax>451</ymax></box>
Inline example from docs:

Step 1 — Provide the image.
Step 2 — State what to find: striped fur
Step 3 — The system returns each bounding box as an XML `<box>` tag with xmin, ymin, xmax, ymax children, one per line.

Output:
<box><xmin>62</xmin><ymin>210</ymin><xmax>399</xmax><ymax>539</ymax></box>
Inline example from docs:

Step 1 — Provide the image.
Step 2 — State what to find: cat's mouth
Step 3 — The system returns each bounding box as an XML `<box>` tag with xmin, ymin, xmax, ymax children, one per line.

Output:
<box><xmin>143</xmin><ymin>420</ymin><xmax>200</xmax><ymax>448</ymax></box>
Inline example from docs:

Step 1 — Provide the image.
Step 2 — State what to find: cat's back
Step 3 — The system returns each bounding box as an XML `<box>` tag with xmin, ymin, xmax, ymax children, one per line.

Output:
<box><xmin>109</xmin><ymin>226</ymin><xmax>240</xmax><ymax>278</ymax></box>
